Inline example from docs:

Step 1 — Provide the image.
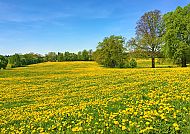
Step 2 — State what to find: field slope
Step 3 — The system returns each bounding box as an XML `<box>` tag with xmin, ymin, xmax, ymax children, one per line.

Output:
<box><xmin>0</xmin><ymin>62</ymin><xmax>190</xmax><ymax>133</ymax></box>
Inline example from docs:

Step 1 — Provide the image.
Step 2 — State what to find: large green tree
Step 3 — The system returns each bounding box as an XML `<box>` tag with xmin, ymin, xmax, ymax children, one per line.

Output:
<box><xmin>94</xmin><ymin>35</ymin><xmax>126</xmax><ymax>68</ymax></box>
<box><xmin>0</xmin><ymin>55</ymin><xmax>8</xmax><ymax>69</ymax></box>
<box><xmin>163</xmin><ymin>4</ymin><xmax>190</xmax><ymax>67</ymax></box>
<box><xmin>133</xmin><ymin>10</ymin><xmax>163</xmax><ymax>68</ymax></box>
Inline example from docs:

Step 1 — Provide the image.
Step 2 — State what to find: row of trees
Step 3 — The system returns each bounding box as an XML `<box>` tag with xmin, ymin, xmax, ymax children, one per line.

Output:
<box><xmin>0</xmin><ymin>49</ymin><xmax>93</xmax><ymax>69</ymax></box>
<box><xmin>8</xmin><ymin>53</ymin><xmax>44</xmax><ymax>68</ymax></box>
<box><xmin>93</xmin><ymin>4</ymin><xmax>190</xmax><ymax>68</ymax></box>
<box><xmin>45</xmin><ymin>50</ymin><xmax>93</xmax><ymax>62</ymax></box>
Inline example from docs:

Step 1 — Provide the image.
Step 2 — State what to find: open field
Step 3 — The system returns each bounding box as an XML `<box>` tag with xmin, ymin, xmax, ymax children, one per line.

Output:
<box><xmin>0</xmin><ymin>62</ymin><xmax>190</xmax><ymax>133</ymax></box>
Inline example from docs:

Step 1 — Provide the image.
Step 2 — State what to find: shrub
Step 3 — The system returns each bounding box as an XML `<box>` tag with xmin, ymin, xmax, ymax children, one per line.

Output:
<box><xmin>129</xmin><ymin>59</ymin><xmax>137</xmax><ymax>68</ymax></box>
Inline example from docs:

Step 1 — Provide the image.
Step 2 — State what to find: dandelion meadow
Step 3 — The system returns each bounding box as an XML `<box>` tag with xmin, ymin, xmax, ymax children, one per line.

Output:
<box><xmin>0</xmin><ymin>62</ymin><xmax>190</xmax><ymax>133</ymax></box>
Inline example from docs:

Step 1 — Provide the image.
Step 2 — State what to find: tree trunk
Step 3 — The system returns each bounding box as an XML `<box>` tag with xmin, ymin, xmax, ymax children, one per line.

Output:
<box><xmin>151</xmin><ymin>47</ymin><xmax>155</xmax><ymax>68</ymax></box>
<box><xmin>152</xmin><ymin>57</ymin><xmax>155</xmax><ymax>68</ymax></box>
<box><xmin>181</xmin><ymin>56</ymin><xmax>187</xmax><ymax>67</ymax></box>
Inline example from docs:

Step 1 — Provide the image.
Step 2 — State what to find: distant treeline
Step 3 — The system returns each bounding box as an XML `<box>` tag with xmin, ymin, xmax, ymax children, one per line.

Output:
<box><xmin>0</xmin><ymin>49</ymin><xmax>93</xmax><ymax>69</ymax></box>
<box><xmin>46</xmin><ymin>49</ymin><xmax>93</xmax><ymax>62</ymax></box>
<box><xmin>0</xmin><ymin>48</ymin><xmax>165</xmax><ymax>69</ymax></box>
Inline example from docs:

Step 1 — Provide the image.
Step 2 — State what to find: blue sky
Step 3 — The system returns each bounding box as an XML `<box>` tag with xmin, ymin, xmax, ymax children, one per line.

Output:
<box><xmin>0</xmin><ymin>0</ymin><xmax>189</xmax><ymax>55</ymax></box>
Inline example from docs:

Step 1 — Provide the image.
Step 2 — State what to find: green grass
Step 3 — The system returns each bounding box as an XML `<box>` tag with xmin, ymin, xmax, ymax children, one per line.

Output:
<box><xmin>0</xmin><ymin>61</ymin><xmax>190</xmax><ymax>133</ymax></box>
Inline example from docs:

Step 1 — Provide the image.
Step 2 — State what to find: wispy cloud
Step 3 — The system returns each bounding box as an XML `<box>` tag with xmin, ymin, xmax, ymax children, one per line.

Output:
<box><xmin>0</xmin><ymin>1</ymin><xmax>73</xmax><ymax>23</ymax></box>
<box><xmin>0</xmin><ymin>11</ymin><xmax>72</xmax><ymax>23</ymax></box>
<box><xmin>0</xmin><ymin>0</ymin><xmax>120</xmax><ymax>24</ymax></box>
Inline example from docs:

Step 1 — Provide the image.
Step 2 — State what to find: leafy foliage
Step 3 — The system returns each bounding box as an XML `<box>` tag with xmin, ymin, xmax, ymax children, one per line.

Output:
<box><xmin>6</xmin><ymin>50</ymin><xmax>93</xmax><ymax>69</ymax></box>
<box><xmin>0</xmin><ymin>55</ymin><xmax>8</xmax><ymax>69</ymax></box>
<box><xmin>45</xmin><ymin>52</ymin><xmax>57</xmax><ymax>62</ymax></box>
<box><xmin>129</xmin><ymin>59</ymin><xmax>137</xmax><ymax>68</ymax></box>
<box><xmin>162</xmin><ymin>4</ymin><xmax>190</xmax><ymax>67</ymax></box>
<box><xmin>57</xmin><ymin>52</ymin><xmax>64</xmax><ymax>62</ymax></box>
<box><xmin>45</xmin><ymin>50</ymin><xmax>93</xmax><ymax>62</ymax></box>
<box><xmin>128</xmin><ymin>10</ymin><xmax>164</xmax><ymax>68</ymax></box>
<box><xmin>9</xmin><ymin>54</ymin><xmax>22</xmax><ymax>68</ymax></box>
<box><xmin>9</xmin><ymin>53</ymin><xmax>44</xmax><ymax>68</ymax></box>
<box><xmin>94</xmin><ymin>35</ymin><xmax>126</xmax><ymax>68</ymax></box>
<box><xmin>81</xmin><ymin>49</ymin><xmax>90</xmax><ymax>61</ymax></box>
<box><xmin>22</xmin><ymin>53</ymin><xmax>44</xmax><ymax>65</ymax></box>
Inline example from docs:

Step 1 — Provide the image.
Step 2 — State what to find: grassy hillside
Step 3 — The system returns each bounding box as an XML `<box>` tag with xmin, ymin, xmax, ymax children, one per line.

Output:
<box><xmin>0</xmin><ymin>62</ymin><xmax>190</xmax><ymax>133</ymax></box>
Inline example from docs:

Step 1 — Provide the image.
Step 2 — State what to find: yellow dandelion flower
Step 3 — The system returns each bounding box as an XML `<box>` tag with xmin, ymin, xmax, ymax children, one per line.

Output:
<box><xmin>121</xmin><ymin>126</ymin><xmax>127</xmax><ymax>131</ymax></box>
<box><xmin>173</xmin><ymin>122</ymin><xmax>179</xmax><ymax>127</ymax></box>
<box><xmin>173</xmin><ymin>123</ymin><xmax>180</xmax><ymax>130</ymax></box>
<box><xmin>175</xmin><ymin>127</ymin><xmax>180</xmax><ymax>131</ymax></box>
<box><xmin>173</xmin><ymin>113</ymin><xmax>177</xmax><ymax>118</ymax></box>
<box><xmin>122</xmin><ymin>119</ymin><xmax>126</xmax><ymax>123</ymax></box>
<box><xmin>72</xmin><ymin>126</ymin><xmax>83</xmax><ymax>132</ymax></box>
<box><xmin>134</xmin><ymin>112</ymin><xmax>138</xmax><ymax>116</ymax></box>
<box><xmin>145</xmin><ymin>122</ymin><xmax>150</xmax><ymax>125</ymax></box>
<box><xmin>114</xmin><ymin>121</ymin><xmax>119</xmax><ymax>125</ymax></box>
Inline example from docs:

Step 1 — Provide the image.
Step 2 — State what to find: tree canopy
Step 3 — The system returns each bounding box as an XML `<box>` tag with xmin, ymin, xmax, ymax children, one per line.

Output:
<box><xmin>163</xmin><ymin>4</ymin><xmax>190</xmax><ymax>67</ymax></box>
<box><xmin>129</xmin><ymin>10</ymin><xmax>163</xmax><ymax>68</ymax></box>
<box><xmin>0</xmin><ymin>55</ymin><xmax>8</xmax><ymax>69</ymax></box>
<box><xmin>93</xmin><ymin>35</ymin><xmax>126</xmax><ymax>68</ymax></box>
